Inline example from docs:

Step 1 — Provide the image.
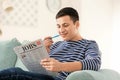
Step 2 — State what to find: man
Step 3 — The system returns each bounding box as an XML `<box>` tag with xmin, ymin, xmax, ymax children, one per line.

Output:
<box><xmin>41</xmin><ymin>7</ymin><xmax>101</xmax><ymax>80</ymax></box>
<box><xmin>0</xmin><ymin>7</ymin><xmax>101</xmax><ymax>80</ymax></box>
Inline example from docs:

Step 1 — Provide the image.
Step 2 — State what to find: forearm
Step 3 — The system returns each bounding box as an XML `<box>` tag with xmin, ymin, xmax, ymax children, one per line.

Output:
<box><xmin>60</xmin><ymin>61</ymin><xmax>82</xmax><ymax>72</ymax></box>
<box><xmin>43</xmin><ymin>36</ymin><xmax>53</xmax><ymax>53</ymax></box>
<box><xmin>81</xmin><ymin>58</ymin><xmax>101</xmax><ymax>71</ymax></box>
<box><xmin>46</xmin><ymin>47</ymin><xmax>50</xmax><ymax>53</ymax></box>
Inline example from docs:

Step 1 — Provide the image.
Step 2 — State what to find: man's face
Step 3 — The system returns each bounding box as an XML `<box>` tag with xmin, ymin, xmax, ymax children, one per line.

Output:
<box><xmin>56</xmin><ymin>15</ymin><xmax>79</xmax><ymax>41</ymax></box>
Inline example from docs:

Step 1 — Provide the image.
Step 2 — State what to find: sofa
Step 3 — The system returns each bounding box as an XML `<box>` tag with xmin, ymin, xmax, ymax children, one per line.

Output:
<box><xmin>0</xmin><ymin>38</ymin><xmax>120</xmax><ymax>80</ymax></box>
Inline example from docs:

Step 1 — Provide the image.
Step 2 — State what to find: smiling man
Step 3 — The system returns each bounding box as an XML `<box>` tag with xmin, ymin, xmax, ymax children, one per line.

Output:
<box><xmin>41</xmin><ymin>7</ymin><xmax>101</xmax><ymax>80</ymax></box>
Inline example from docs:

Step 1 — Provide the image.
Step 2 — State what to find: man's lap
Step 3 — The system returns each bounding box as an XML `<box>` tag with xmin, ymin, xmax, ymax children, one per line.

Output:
<box><xmin>0</xmin><ymin>67</ymin><xmax>55</xmax><ymax>80</ymax></box>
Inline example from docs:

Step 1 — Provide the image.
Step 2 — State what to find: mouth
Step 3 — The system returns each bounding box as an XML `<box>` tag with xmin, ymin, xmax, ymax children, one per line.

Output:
<box><xmin>60</xmin><ymin>33</ymin><xmax>67</xmax><ymax>37</ymax></box>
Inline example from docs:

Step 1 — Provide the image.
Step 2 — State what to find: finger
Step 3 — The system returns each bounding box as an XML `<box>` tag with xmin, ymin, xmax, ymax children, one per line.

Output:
<box><xmin>49</xmin><ymin>39</ymin><xmax>54</xmax><ymax>43</ymax></box>
<box><xmin>44</xmin><ymin>36</ymin><xmax>52</xmax><ymax>40</ymax></box>
<box><xmin>41</xmin><ymin>62</ymin><xmax>50</xmax><ymax>66</ymax></box>
<box><xmin>45</xmin><ymin>39</ymin><xmax>53</xmax><ymax>43</ymax></box>
<box><xmin>41</xmin><ymin>58</ymin><xmax>51</xmax><ymax>62</ymax></box>
<box><xmin>43</xmin><ymin>66</ymin><xmax>51</xmax><ymax>70</ymax></box>
<box><xmin>44</xmin><ymin>66</ymin><xmax>56</xmax><ymax>72</ymax></box>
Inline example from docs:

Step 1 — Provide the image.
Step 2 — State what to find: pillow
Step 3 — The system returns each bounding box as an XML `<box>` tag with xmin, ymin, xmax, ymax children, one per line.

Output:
<box><xmin>15</xmin><ymin>56</ymin><xmax>28</xmax><ymax>71</ymax></box>
<box><xmin>0</xmin><ymin>38</ymin><xmax>21</xmax><ymax>70</ymax></box>
<box><xmin>66</xmin><ymin>69</ymin><xmax>120</xmax><ymax>80</ymax></box>
<box><xmin>15</xmin><ymin>40</ymin><xmax>30</xmax><ymax>71</ymax></box>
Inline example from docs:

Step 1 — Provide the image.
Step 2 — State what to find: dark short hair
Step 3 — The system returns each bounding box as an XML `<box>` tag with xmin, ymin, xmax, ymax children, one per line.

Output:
<box><xmin>56</xmin><ymin>7</ymin><xmax>79</xmax><ymax>23</ymax></box>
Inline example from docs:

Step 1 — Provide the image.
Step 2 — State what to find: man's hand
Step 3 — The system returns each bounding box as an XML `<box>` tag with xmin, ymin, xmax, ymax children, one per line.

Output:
<box><xmin>43</xmin><ymin>36</ymin><xmax>54</xmax><ymax>53</ymax></box>
<box><xmin>40</xmin><ymin>58</ymin><xmax>82</xmax><ymax>72</ymax></box>
<box><xmin>40</xmin><ymin>58</ymin><xmax>62</xmax><ymax>72</ymax></box>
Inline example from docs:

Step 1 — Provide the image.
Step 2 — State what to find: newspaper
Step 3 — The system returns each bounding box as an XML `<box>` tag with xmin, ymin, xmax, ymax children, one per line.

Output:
<box><xmin>14</xmin><ymin>39</ymin><xmax>57</xmax><ymax>76</ymax></box>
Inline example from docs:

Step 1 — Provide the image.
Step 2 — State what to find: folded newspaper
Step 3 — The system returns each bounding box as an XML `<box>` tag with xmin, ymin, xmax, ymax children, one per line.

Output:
<box><xmin>14</xmin><ymin>39</ymin><xmax>57</xmax><ymax>76</ymax></box>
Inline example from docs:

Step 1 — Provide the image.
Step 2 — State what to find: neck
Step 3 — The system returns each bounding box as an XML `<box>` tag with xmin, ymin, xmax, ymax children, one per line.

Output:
<box><xmin>70</xmin><ymin>34</ymin><xmax>83</xmax><ymax>41</ymax></box>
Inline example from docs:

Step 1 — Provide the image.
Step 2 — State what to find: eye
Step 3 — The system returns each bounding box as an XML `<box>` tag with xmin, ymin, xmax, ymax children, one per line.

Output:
<box><xmin>57</xmin><ymin>24</ymin><xmax>60</xmax><ymax>28</ymax></box>
<box><xmin>63</xmin><ymin>23</ymin><xmax>69</xmax><ymax>27</ymax></box>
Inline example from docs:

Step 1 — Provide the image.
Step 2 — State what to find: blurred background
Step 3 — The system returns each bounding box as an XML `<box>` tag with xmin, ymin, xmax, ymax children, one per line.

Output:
<box><xmin>0</xmin><ymin>0</ymin><xmax>120</xmax><ymax>73</ymax></box>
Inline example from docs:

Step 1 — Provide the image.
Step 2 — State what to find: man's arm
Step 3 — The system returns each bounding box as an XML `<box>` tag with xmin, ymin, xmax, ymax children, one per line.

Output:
<box><xmin>40</xmin><ymin>58</ymin><xmax>82</xmax><ymax>72</ymax></box>
<box><xmin>43</xmin><ymin>37</ymin><xmax>53</xmax><ymax>53</ymax></box>
<box><xmin>41</xmin><ymin>41</ymin><xmax>101</xmax><ymax>72</ymax></box>
<box><xmin>80</xmin><ymin>41</ymin><xmax>101</xmax><ymax>71</ymax></box>
<box><xmin>60</xmin><ymin>61</ymin><xmax>82</xmax><ymax>72</ymax></box>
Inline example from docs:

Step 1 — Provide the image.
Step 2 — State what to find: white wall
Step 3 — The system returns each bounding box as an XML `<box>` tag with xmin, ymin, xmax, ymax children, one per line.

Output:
<box><xmin>1</xmin><ymin>0</ymin><xmax>119</xmax><ymax>73</ymax></box>
<box><xmin>112</xmin><ymin>0</ymin><xmax>120</xmax><ymax>73</ymax></box>
<box><xmin>80</xmin><ymin>0</ymin><xmax>113</xmax><ymax>70</ymax></box>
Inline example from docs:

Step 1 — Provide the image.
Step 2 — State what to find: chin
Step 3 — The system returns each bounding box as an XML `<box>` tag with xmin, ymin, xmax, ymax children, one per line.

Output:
<box><xmin>62</xmin><ymin>37</ymin><xmax>69</xmax><ymax>41</ymax></box>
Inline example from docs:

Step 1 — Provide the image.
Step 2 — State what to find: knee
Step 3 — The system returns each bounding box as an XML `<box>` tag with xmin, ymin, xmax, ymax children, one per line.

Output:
<box><xmin>0</xmin><ymin>67</ymin><xmax>20</xmax><ymax>76</ymax></box>
<box><xmin>4</xmin><ymin>67</ymin><xmax>23</xmax><ymax>74</ymax></box>
<box><xmin>10</xmin><ymin>67</ymin><xmax>24</xmax><ymax>74</ymax></box>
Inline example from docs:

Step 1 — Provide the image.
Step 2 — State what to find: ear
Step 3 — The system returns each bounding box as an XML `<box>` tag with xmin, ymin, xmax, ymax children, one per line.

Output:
<box><xmin>75</xmin><ymin>21</ymin><xmax>80</xmax><ymax>29</ymax></box>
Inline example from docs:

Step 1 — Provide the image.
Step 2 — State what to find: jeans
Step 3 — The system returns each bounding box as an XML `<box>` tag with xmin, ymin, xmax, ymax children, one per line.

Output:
<box><xmin>0</xmin><ymin>67</ymin><xmax>55</xmax><ymax>80</ymax></box>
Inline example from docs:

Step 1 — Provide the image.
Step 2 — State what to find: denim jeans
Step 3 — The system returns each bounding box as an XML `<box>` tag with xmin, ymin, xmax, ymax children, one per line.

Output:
<box><xmin>0</xmin><ymin>67</ymin><xmax>55</xmax><ymax>80</ymax></box>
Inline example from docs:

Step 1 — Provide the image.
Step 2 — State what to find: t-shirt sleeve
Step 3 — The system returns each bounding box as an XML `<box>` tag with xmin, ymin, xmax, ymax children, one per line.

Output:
<box><xmin>80</xmin><ymin>41</ymin><xmax>101</xmax><ymax>71</ymax></box>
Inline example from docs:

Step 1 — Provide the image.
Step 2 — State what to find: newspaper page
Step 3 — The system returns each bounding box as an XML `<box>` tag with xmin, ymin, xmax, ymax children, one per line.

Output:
<box><xmin>14</xmin><ymin>39</ymin><xmax>57</xmax><ymax>76</ymax></box>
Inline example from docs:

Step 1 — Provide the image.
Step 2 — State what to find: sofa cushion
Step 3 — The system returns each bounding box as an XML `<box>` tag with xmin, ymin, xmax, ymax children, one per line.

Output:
<box><xmin>0</xmin><ymin>38</ymin><xmax>21</xmax><ymax>70</ymax></box>
<box><xmin>15</xmin><ymin>56</ymin><xmax>28</xmax><ymax>71</ymax></box>
<box><xmin>66</xmin><ymin>69</ymin><xmax>120</xmax><ymax>80</ymax></box>
<box><xmin>15</xmin><ymin>40</ymin><xmax>30</xmax><ymax>71</ymax></box>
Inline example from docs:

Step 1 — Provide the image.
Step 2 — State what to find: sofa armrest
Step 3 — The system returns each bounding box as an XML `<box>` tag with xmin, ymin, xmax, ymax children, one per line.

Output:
<box><xmin>0</xmin><ymin>38</ymin><xmax>21</xmax><ymax>70</ymax></box>
<box><xmin>66</xmin><ymin>69</ymin><xmax>120</xmax><ymax>80</ymax></box>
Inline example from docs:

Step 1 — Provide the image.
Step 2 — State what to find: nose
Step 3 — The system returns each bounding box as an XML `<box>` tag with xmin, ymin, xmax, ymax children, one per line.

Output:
<box><xmin>59</xmin><ymin>27</ymin><xmax>65</xmax><ymax>33</ymax></box>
